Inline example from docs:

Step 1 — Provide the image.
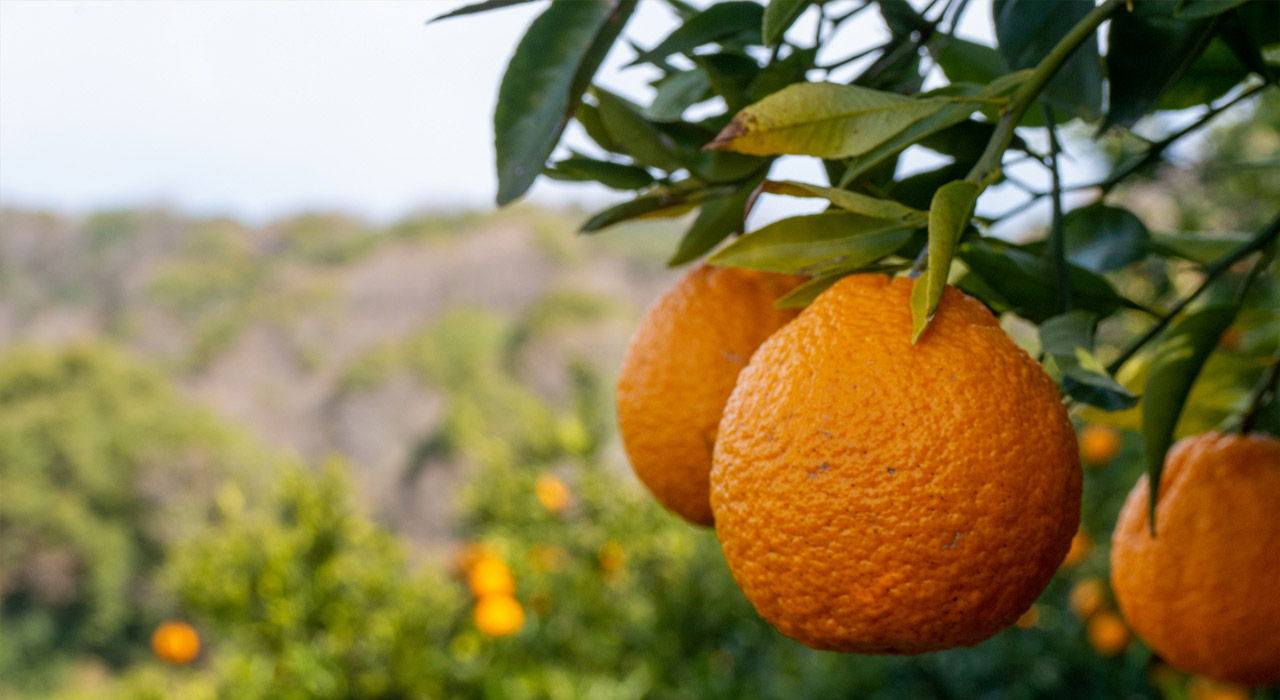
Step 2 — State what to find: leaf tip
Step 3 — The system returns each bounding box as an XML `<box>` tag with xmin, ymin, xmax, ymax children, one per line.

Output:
<box><xmin>703</xmin><ymin>116</ymin><xmax>749</xmax><ymax>152</ymax></box>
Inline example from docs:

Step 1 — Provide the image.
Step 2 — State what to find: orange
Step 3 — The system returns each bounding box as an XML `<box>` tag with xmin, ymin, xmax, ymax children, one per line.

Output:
<box><xmin>1087</xmin><ymin>611</ymin><xmax>1130</xmax><ymax>657</ymax></box>
<box><xmin>151</xmin><ymin>621</ymin><xmax>200</xmax><ymax>665</ymax></box>
<box><xmin>1015</xmin><ymin>605</ymin><xmax>1040</xmax><ymax>630</ymax></box>
<box><xmin>1069</xmin><ymin>578</ymin><xmax>1107</xmax><ymax>620</ymax></box>
<box><xmin>597</xmin><ymin>541</ymin><xmax>625</xmax><ymax>573</ymax></box>
<box><xmin>467</xmin><ymin>555</ymin><xmax>515</xmax><ymax>598</ymax></box>
<box><xmin>1079</xmin><ymin>424</ymin><xmax>1122</xmax><ymax>466</ymax></box>
<box><xmin>452</xmin><ymin>542</ymin><xmax>494</xmax><ymax>576</ymax></box>
<box><xmin>711</xmin><ymin>275</ymin><xmax>1080</xmax><ymax>653</ymax></box>
<box><xmin>1061</xmin><ymin>530</ymin><xmax>1094</xmax><ymax>568</ymax></box>
<box><xmin>616</xmin><ymin>265</ymin><xmax>803</xmax><ymax>525</ymax></box>
<box><xmin>1111</xmin><ymin>431</ymin><xmax>1280</xmax><ymax>685</ymax></box>
<box><xmin>473</xmin><ymin>595</ymin><xmax>525</xmax><ymax>637</ymax></box>
<box><xmin>535</xmin><ymin>474</ymin><xmax>570</xmax><ymax>513</ymax></box>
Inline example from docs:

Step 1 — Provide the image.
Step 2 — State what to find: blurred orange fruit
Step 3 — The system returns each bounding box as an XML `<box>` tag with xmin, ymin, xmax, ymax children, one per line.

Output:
<box><xmin>1188</xmin><ymin>676</ymin><xmax>1253</xmax><ymax>700</ymax></box>
<box><xmin>616</xmin><ymin>264</ymin><xmax>803</xmax><ymax>525</ymax></box>
<box><xmin>527</xmin><ymin>544</ymin><xmax>566</xmax><ymax>572</ymax></box>
<box><xmin>451</xmin><ymin>542</ymin><xmax>493</xmax><ymax>576</ymax></box>
<box><xmin>1061</xmin><ymin>530</ymin><xmax>1094</xmax><ymax>568</ymax></box>
<box><xmin>1069</xmin><ymin>578</ymin><xmax>1107</xmax><ymax>620</ymax></box>
<box><xmin>1111</xmin><ymin>431</ymin><xmax>1280</xmax><ymax>685</ymax></box>
<box><xmin>597</xmin><ymin>541</ymin><xmax>625</xmax><ymax>573</ymax></box>
<box><xmin>535</xmin><ymin>474</ymin><xmax>570</xmax><ymax>513</ymax></box>
<box><xmin>473</xmin><ymin>595</ymin><xmax>524</xmax><ymax>637</ymax></box>
<box><xmin>1217</xmin><ymin>326</ymin><xmax>1243</xmax><ymax>352</ymax></box>
<box><xmin>1079</xmin><ymin>424</ymin><xmax>1122</xmax><ymax>466</ymax></box>
<box><xmin>711</xmin><ymin>275</ymin><xmax>1081</xmax><ymax>653</ymax></box>
<box><xmin>151</xmin><ymin>621</ymin><xmax>200</xmax><ymax>665</ymax></box>
<box><xmin>1015</xmin><ymin>605</ymin><xmax>1040</xmax><ymax>630</ymax></box>
<box><xmin>1087</xmin><ymin>612</ymin><xmax>1130</xmax><ymax>657</ymax></box>
<box><xmin>468</xmin><ymin>555</ymin><xmax>515</xmax><ymax>598</ymax></box>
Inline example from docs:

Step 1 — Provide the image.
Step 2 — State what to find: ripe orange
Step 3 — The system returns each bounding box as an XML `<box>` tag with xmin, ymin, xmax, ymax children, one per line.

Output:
<box><xmin>711</xmin><ymin>275</ymin><xmax>1080</xmax><ymax>653</ymax></box>
<box><xmin>1069</xmin><ymin>578</ymin><xmax>1107</xmax><ymax>620</ymax></box>
<box><xmin>151</xmin><ymin>621</ymin><xmax>200</xmax><ymax>665</ymax></box>
<box><xmin>616</xmin><ymin>265</ymin><xmax>803</xmax><ymax>525</ymax></box>
<box><xmin>1061</xmin><ymin>530</ymin><xmax>1094</xmax><ymax>568</ymax></box>
<box><xmin>1079</xmin><ymin>424</ymin><xmax>1122</xmax><ymax>466</ymax></box>
<box><xmin>474</xmin><ymin>594</ymin><xmax>525</xmax><ymax>637</ymax></box>
<box><xmin>1087</xmin><ymin>611</ymin><xmax>1130</xmax><ymax>657</ymax></box>
<box><xmin>1111</xmin><ymin>431</ymin><xmax>1280</xmax><ymax>685</ymax></box>
<box><xmin>535</xmin><ymin>473</ymin><xmax>570</xmax><ymax>513</ymax></box>
<box><xmin>468</xmin><ymin>555</ymin><xmax>515</xmax><ymax>598</ymax></box>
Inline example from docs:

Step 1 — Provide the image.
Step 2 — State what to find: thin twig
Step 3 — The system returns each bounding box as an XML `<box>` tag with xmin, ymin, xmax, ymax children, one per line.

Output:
<box><xmin>1042</xmin><ymin>103</ymin><xmax>1071</xmax><ymax>314</ymax></box>
<box><xmin>1240</xmin><ymin>353</ymin><xmax>1280</xmax><ymax>434</ymax></box>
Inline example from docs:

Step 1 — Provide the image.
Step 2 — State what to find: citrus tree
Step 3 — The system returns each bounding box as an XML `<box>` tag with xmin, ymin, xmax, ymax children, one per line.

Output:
<box><xmin>441</xmin><ymin>0</ymin><xmax>1280</xmax><ymax>689</ymax></box>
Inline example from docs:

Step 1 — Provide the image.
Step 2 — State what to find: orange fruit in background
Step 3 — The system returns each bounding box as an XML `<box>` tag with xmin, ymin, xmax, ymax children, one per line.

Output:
<box><xmin>1087</xmin><ymin>611</ymin><xmax>1130</xmax><ymax>657</ymax></box>
<box><xmin>473</xmin><ymin>594</ymin><xmax>525</xmax><ymax>637</ymax></box>
<box><xmin>1069</xmin><ymin>578</ymin><xmax>1107</xmax><ymax>620</ymax></box>
<box><xmin>151</xmin><ymin>621</ymin><xmax>200</xmax><ymax>665</ymax></box>
<box><xmin>597</xmin><ymin>541</ymin><xmax>625</xmax><ymax>573</ymax></box>
<box><xmin>467</xmin><ymin>555</ymin><xmax>515</xmax><ymax>598</ymax></box>
<box><xmin>1015</xmin><ymin>605</ymin><xmax>1040</xmax><ymax>630</ymax></box>
<box><xmin>1079</xmin><ymin>424</ymin><xmax>1122</xmax><ymax>466</ymax></box>
<box><xmin>1188</xmin><ymin>676</ymin><xmax>1253</xmax><ymax>700</ymax></box>
<box><xmin>1060</xmin><ymin>530</ymin><xmax>1094</xmax><ymax>568</ymax></box>
<box><xmin>1111</xmin><ymin>431</ymin><xmax>1280</xmax><ymax>685</ymax></box>
<box><xmin>616</xmin><ymin>264</ymin><xmax>804</xmax><ymax>526</ymax></box>
<box><xmin>535</xmin><ymin>473</ymin><xmax>570</xmax><ymax>513</ymax></box>
<box><xmin>711</xmin><ymin>275</ymin><xmax>1081</xmax><ymax>653</ymax></box>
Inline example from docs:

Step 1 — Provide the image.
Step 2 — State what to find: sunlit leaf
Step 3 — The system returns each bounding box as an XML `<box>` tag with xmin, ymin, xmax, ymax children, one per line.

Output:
<box><xmin>912</xmin><ymin>181</ymin><xmax>978</xmax><ymax>343</ymax></box>
<box><xmin>706</xmin><ymin>82</ymin><xmax>956</xmax><ymax>159</ymax></box>
<box><xmin>760</xmin><ymin>180</ymin><xmax>925</xmax><ymax>220</ymax></box>
<box><xmin>709</xmin><ymin>212</ymin><xmax>916</xmax><ymax>273</ymax></box>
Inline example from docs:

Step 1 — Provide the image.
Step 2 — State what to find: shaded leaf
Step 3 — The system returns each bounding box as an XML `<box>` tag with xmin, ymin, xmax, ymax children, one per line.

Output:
<box><xmin>575</xmin><ymin>101</ymin><xmax>622</xmax><ymax>153</ymax></box>
<box><xmin>495</xmin><ymin>1</ymin><xmax>634</xmax><ymax>205</ymax></box>
<box><xmin>580</xmin><ymin>192</ymin><xmax>697</xmax><ymax>233</ymax></box>
<box><xmin>958</xmin><ymin>242</ymin><xmax>1141</xmax><ymax>322</ymax></box>
<box><xmin>993</xmin><ymin>0</ymin><xmax>1103</xmax><ymax>120</ymax></box>
<box><xmin>775</xmin><ymin>262</ymin><xmax>911</xmax><ymax>308</ymax></box>
<box><xmin>709</xmin><ymin>212</ymin><xmax>915</xmax><ymax>273</ymax></box>
<box><xmin>937</xmin><ymin>38</ymin><xmax>1007</xmax><ymax>86</ymax></box>
<box><xmin>632</xmin><ymin>1</ymin><xmax>764</xmax><ymax>65</ymax></box>
<box><xmin>747</xmin><ymin>46</ymin><xmax>818</xmax><ymax>102</ymax></box>
<box><xmin>1063</xmin><ymin>203</ymin><xmax>1150</xmax><ymax>272</ymax></box>
<box><xmin>1219</xmin><ymin>3</ymin><xmax>1280</xmax><ymax>82</ymax></box>
<box><xmin>706</xmin><ymin>82</ymin><xmax>954</xmax><ymax>159</ymax></box>
<box><xmin>1174</xmin><ymin>0</ymin><xmax>1249</xmax><ymax>20</ymax></box>
<box><xmin>763</xmin><ymin>0</ymin><xmax>810</xmax><ymax>46</ymax></box>
<box><xmin>668</xmin><ymin>174</ymin><xmax>766</xmax><ymax>265</ymax></box>
<box><xmin>1040</xmin><ymin>311</ymin><xmax>1139</xmax><ymax>410</ymax></box>
<box><xmin>876</xmin><ymin>0</ymin><xmax>931</xmax><ymax>36</ymax></box>
<box><xmin>1103</xmin><ymin>10</ymin><xmax>1216</xmax><ymax>131</ymax></box>
<box><xmin>696</xmin><ymin>53</ymin><xmax>762</xmax><ymax>112</ymax></box>
<box><xmin>912</xmin><ymin>180</ymin><xmax>979</xmax><ymax>343</ymax></box>
<box><xmin>1141</xmin><ymin>306</ymin><xmax>1236</xmax><ymax>529</ymax></box>
<box><xmin>594</xmin><ymin>88</ymin><xmax>685</xmax><ymax>171</ymax></box>
<box><xmin>430</xmin><ymin>0</ymin><xmax>538</xmax><ymax>23</ymax></box>
<box><xmin>1150</xmin><ymin>231</ymin><xmax>1253</xmax><ymax>264</ymax></box>
<box><xmin>760</xmin><ymin>180</ymin><xmax>925</xmax><ymax>220</ymax></box>
<box><xmin>545</xmin><ymin>157</ymin><xmax>654</xmax><ymax>190</ymax></box>
<box><xmin>1158</xmin><ymin>37</ymin><xmax>1250</xmax><ymax>111</ymax></box>
<box><xmin>645</xmin><ymin>70</ymin><xmax>713</xmax><ymax>122</ymax></box>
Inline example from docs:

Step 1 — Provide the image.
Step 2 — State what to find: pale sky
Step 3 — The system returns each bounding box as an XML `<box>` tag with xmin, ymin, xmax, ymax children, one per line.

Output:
<box><xmin>1</xmin><ymin>0</ymin><xmax>1095</xmax><ymax>233</ymax></box>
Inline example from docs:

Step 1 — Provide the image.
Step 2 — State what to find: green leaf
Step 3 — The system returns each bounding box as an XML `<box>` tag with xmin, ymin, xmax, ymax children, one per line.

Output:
<box><xmin>936</xmin><ymin>38</ymin><xmax>1007</xmax><ymax>86</ymax></box>
<box><xmin>696</xmin><ymin>53</ymin><xmax>762</xmax><ymax>112</ymax></box>
<box><xmin>668</xmin><ymin>175</ymin><xmax>766</xmax><ymax>265</ymax></box>
<box><xmin>958</xmin><ymin>242</ymin><xmax>1141</xmax><ymax>323</ymax></box>
<box><xmin>775</xmin><ymin>262</ymin><xmax>910</xmax><ymax>308</ymax></box>
<box><xmin>912</xmin><ymin>181</ymin><xmax>979</xmax><ymax>343</ymax></box>
<box><xmin>580</xmin><ymin>192</ymin><xmax>697</xmax><ymax>233</ymax></box>
<box><xmin>1150</xmin><ymin>231</ymin><xmax>1254</xmax><ymax>264</ymax></box>
<box><xmin>706</xmin><ymin>82</ymin><xmax>955</xmax><ymax>159</ymax></box>
<box><xmin>709</xmin><ymin>212</ymin><xmax>916</xmax><ymax>274</ymax></box>
<box><xmin>645</xmin><ymin>70</ymin><xmax>712</xmax><ymax>122</ymax></box>
<box><xmin>631</xmin><ymin>1</ymin><xmax>764</xmax><ymax>65</ymax></box>
<box><xmin>748</xmin><ymin>47</ymin><xmax>818</xmax><ymax>102</ymax></box>
<box><xmin>763</xmin><ymin>0</ymin><xmax>809</xmax><ymax>46</ymax></box>
<box><xmin>544</xmin><ymin>157</ymin><xmax>654</xmax><ymax>190</ymax></box>
<box><xmin>1103</xmin><ymin>10</ymin><xmax>1216</xmax><ymax>131</ymax></box>
<box><xmin>495</xmin><ymin>1</ymin><xmax>635</xmax><ymax>205</ymax></box>
<box><xmin>1174</xmin><ymin>0</ymin><xmax>1249</xmax><ymax>20</ymax></box>
<box><xmin>876</xmin><ymin>0</ymin><xmax>931</xmax><ymax>36</ymax></box>
<box><xmin>1040</xmin><ymin>311</ymin><xmax>1139</xmax><ymax>410</ymax></box>
<box><xmin>1219</xmin><ymin>3</ymin><xmax>1280</xmax><ymax>82</ymax></box>
<box><xmin>1063</xmin><ymin>204</ymin><xmax>1151</xmax><ymax>272</ymax></box>
<box><xmin>760</xmin><ymin>180</ymin><xmax>925</xmax><ymax>220</ymax></box>
<box><xmin>886</xmin><ymin>161</ymin><xmax>971</xmax><ymax>211</ymax></box>
<box><xmin>1158</xmin><ymin>37</ymin><xmax>1250</xmax><ymax>111</ymax></box>
<box><xmin>593</xmin><ymin>88</ymin><xmax>685</xmax><ymax>172</ymax></box>
<box><xmin>575</xmin><ymin>101</ymin><xmax>622</xmax><ymax>154</ymax></box>
<box><xmin>429</xmin><ymin>0</ymin><xmax>538</xmax><ymax>23</ymax></box>
<box><xmin>838</xmin><ymin>72</ymin><xmax>1028</xmax><ymax>186</ymax></box>
<box><xmin>1141</xmin><ymin>306</ymin><xmax>1236</xmax><ymax>529</ymax></box>
<box><xmin>993</xmin><ymin>0</ymin><xmax>1102</xmax><ymax>121</ymax></box>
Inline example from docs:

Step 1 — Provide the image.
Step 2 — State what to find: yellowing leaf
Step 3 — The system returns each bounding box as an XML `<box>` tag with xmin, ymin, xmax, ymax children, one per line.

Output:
<box><xmin>705</xmin><ymin>82</ymin><xmax>955</xmax><ymax>159</ymax></box>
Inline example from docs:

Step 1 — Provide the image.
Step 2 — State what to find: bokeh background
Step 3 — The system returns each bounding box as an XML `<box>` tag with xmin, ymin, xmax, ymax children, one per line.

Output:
<box><xmin>3</xmin><ymin>1</ymin><xmax>1280</xmax><ymax>699</ymax></box>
